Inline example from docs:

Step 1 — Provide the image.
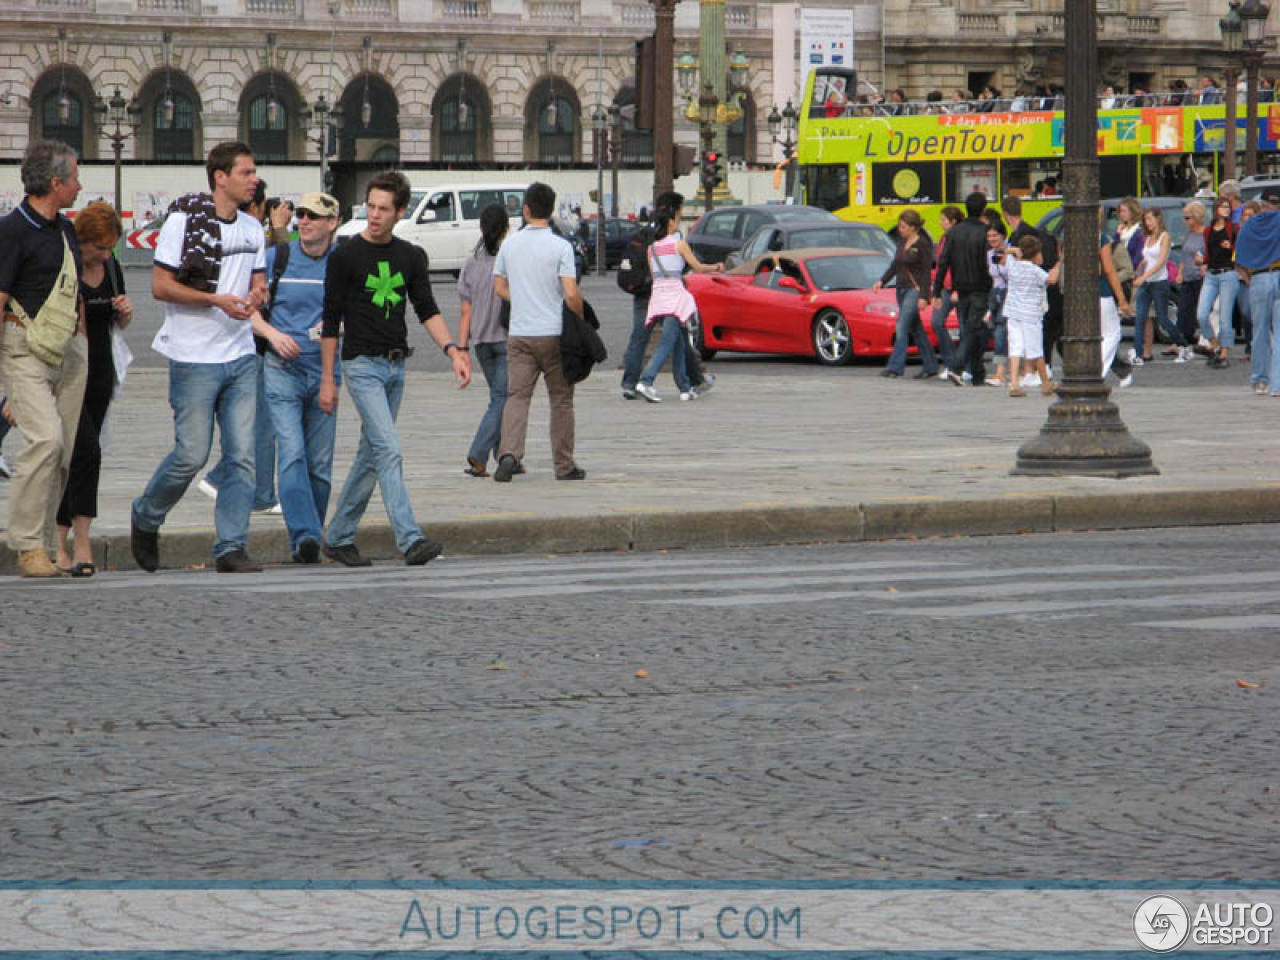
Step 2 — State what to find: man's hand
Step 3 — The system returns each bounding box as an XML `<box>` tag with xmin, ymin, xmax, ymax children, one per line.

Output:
<box><xmin>1</xmin><ymin>399</ymin><xmax>13</xmax><ymax>426</ymax></box>
<box><xmin>212</xmin><ymin>294</ymin><xmax>254</xmax><ymax>320</ymax></box>
<box><xmin>318</xmin><ymin>380</ymin><xmax>339</xmax><ymax>415</ymax></box>
<box><xmin>450</xmin><ymin>349</ymin><xmax>472</xmax><ymax>388</ymax></box>
<box><xmin>269</xmin><ymin>201</ymin><xmax>293</xmax><ymax>233</ymax></box>
<box><xmin>268</xmin><ymin>328</ymin><xmax>301</xmax><ymax>359</ymax></box>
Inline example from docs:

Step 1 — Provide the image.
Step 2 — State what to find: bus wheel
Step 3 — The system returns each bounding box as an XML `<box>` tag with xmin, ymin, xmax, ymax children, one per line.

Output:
<box><xmin>813</xmin><ymin>309</ymin><xmax>853</xmax><ymax>366</ymax></box>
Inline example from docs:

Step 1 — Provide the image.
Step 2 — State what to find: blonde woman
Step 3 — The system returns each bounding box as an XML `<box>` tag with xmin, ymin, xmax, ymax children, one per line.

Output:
<box><xmin>1130</xmin><ymin>207</ymin><xmax>1172</xmax><ymax>366</ymax></box>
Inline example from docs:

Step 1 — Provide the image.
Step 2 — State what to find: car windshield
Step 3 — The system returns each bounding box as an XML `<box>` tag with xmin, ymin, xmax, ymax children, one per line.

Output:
<box><xmin>790</xmin><ymin>225</ymin><xmax>896</xmax><ymax>255</ymax></box>
<box><xmin>404</xmin><ymin>192</ymin><xmax>426</xmax><ymax>220</ymax></box>
<box><xmin>805</xmin><ymin>254</ymin><xmax>892</xmax><ymax>291</ymax></box>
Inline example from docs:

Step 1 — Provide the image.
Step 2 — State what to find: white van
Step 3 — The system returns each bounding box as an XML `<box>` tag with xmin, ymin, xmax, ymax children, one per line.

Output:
<box><xmin>336</xmin><ymin>183</ymin><xmax>527</xmax><ymax>273</ymax></box>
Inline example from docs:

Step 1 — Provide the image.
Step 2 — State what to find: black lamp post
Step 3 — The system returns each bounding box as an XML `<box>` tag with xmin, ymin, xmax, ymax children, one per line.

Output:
<box><xmin>93</xmin><ymin>86</ymin><xmax>141</xmax><ymax>216</ymax></box>
<box><xmin>591</xmin><ymin>104</ymin><xmax>607</xmax><ymax>276</ymax></box>
<box><xmin>1221</xmin><ymin>0</ymin><xmax>1243</xmax><ymax>182</ymax></box>
<box><xmin>607</xmin><ymin>101</ymin><xmax>622</xmax><ymax>218</ymax></box>
<box><xmin>302</xmin><ymin>93</ymin><xmax>343</xmax><ymax>192</ymax></box>
<box><xmin>1240</xmin><ymin>0</ymin><xmax>1272</xmax><ymax>177</ymax></box>
<box><xmin>767</xmin><ymin>100</ymin><xmax>798</xmax><ymax>199</ymax></box>
<box><xmin>1013</xmin><ymin>0</ymin><xmax>1156</xmax><ymax>477</ymax></box>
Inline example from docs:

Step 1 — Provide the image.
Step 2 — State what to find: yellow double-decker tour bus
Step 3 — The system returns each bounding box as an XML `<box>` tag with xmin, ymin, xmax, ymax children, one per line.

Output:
<box><xmin>796</xmin><ymin>66</ymin><xmax>1279</xmax><ymax>234</ymax></box>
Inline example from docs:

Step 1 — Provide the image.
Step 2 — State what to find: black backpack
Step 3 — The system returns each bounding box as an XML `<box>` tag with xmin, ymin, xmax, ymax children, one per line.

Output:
<box><xmin>616</xmin><ymin>225</ymin><xmax>655</xmax><ymax>296</ymax></box>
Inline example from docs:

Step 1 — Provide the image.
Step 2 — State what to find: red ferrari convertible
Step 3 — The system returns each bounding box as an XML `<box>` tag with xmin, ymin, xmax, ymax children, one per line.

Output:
<box><xmin>687</xmin><ymin>248</ymin><xmax>960</xmax><ymax>366</ymax></box>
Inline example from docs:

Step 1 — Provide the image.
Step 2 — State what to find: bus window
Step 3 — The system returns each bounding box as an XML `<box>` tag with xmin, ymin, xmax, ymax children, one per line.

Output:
<box><xmin>1000</xmin><ymin>159</ymin><xmax>1062</xmax><ymax>199</ymax></box>
<box><xmin>1100</xmin><ymin>156</ymin><xmax>1138</xmax><ymax>198</ymax></box>
<box><xmin>1142</xmin><ymin>155</ymin><xmax>1198</xmax><ymax>196</ymax></box>
<box><xmin>804</xmin><ymin>164</ymin><xmax>850</xmax><ymax>212</ymax></box>
<box><xmin>872</xmin><ymin>162</ymin><xmax>942</xmax><ymax>205</ymax></box>
<box><xmin>945</xmin><ymin>161</ymin><xmax>996</xmax><ymax>202</ymax></box>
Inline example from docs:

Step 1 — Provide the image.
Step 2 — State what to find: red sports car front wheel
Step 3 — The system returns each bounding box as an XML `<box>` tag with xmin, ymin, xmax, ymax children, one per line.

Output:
<box><xmin>812</xmin><ymin>309</ymin><xmax>853</xmax><ymax>366</ymax></box>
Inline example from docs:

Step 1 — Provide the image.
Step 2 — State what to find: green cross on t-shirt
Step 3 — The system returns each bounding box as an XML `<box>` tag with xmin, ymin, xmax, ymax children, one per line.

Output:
<box><xmin>365</xmin><ymin>260</ymin><xmax>405</xmax><ymax>319</ymax></box>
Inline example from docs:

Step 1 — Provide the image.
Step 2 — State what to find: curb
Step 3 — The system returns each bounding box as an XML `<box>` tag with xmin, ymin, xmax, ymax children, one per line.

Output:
<box><xmin>3</xmin><ymin>487</ymin><xmax>1279</xmax><ymax>574</ymax></box>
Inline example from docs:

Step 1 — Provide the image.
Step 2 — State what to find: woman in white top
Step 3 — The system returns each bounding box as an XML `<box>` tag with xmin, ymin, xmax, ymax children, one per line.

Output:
<box><xmin>1130</xmin><ymin>207</ymin><xmax>1171</xmax><ymax>367</ymax></box>
<box><xmin>634</xmin><ymin>198</ymin><xmax>722</xmax><ymax>403</ymax></box>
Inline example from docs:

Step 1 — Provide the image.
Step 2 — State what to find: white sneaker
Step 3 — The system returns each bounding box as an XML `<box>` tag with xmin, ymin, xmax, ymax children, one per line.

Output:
<box><xmin>197</xmin><ymin>478</ymin><xmax>219</xmax><ymax>500</ymax></box>
<box><xmin>962</xmin><ymin>370</ymin><xmax>973</xmax><ymax>382</ymax></box>
<box><xmin>696</xmin><ymin>372</ymin><xmax>716</xmax><ymax>394</ymax></box>
<box><xmin>1174</xmin><ymin>346</ymin><xmax>1191</xmax><ymax>363</ymax></box>
<box><xmin>1020</xmin><ymin>373</ymin><xmax>1040</xmax><ymax>387</ymax></box>
<box><xmin>1117</xmin><ymin>373</ymin><xmax>1134</xmax><ymax>389</ymax></box>
<box><xmin>255</xmin><ymin>503</ymin><xmax>284</xmax><ymax>516</ymax></box>
<box><xmin>679</xmin><ymin>391</ymin><xmax>697</xmax><ymax>402</ymax></box>
<box><xmin>635</xmin><ymin>383</ymin><xmax>661</xmax><ymax>403</ymax></box>
<box><xmin>1126</xmin><ymin>348</ymin><xmax>1143</xmax><ymax>367</ymax></box>
<box><xmin>0</xmin><ymin>451</ymin><xmax>10</xmax><ymax>480</ymax></box>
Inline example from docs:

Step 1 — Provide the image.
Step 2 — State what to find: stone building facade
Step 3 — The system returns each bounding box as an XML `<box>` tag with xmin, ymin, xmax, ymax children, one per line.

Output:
<box><xmin>0</xmin><ymin>0</ymin><xmax>1270</xmax><ymax>178</ymax></box>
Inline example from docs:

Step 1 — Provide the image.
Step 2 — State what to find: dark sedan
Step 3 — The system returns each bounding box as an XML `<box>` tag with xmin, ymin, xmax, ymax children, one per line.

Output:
<box><xmin>727</xmin><ymin>220</ymin><xmax>897</xmax><ymax>268</ymax></box>
<box><xmin>685</xmin><ymin>204</ymin><xmax>838</xmax><ymax>265</ymax></box>
<box><xmin>580</xmin><ymin>217</ymin><xmax>644</xmax><ymax>269</ymax></box>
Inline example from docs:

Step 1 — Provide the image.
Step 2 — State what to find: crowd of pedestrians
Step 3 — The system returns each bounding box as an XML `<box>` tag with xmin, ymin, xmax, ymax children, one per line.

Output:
<box><xmin>0</xmin><ymin>138</ymin><xmax>603</xmax><ymax>578</ymax></box>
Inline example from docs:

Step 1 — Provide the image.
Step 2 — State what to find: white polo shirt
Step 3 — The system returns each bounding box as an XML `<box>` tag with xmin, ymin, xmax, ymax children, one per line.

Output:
<box><xmin>152</xmin><ymin>209</ymin><xmax>266</xmax><ymax>363</ymax></box>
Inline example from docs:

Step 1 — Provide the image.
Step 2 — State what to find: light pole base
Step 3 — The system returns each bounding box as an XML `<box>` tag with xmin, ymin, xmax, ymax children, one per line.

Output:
<box><xmin>1012</xmin><ymin>382</ymin><xmax>1158</xmax><ymax>478</ymax></box>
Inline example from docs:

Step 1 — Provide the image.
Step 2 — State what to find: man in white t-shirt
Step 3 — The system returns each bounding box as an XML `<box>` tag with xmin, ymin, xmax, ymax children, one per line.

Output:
<box><xmin>131</xmin><ymin>141</ymin><xmax>267</xmax><ymax>573</ymax></box>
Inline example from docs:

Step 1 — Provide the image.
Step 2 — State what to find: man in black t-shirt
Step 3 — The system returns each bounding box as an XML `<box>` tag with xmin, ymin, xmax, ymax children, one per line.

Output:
<box><xmin>0</xmin><ymin>139</ymin><xmax>88</xmax><ymax>578</ymax></box>
<box><xmin>319</xmin><ymin>170</ymin><xmax>470</xmax><ymax>568</ymax></box>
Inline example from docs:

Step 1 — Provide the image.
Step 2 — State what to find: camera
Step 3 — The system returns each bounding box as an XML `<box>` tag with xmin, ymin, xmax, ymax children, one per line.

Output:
<box><xmin>266</xmin><ymin>197</ymin><xmax>292</xmax><ymax>213</ymax></box>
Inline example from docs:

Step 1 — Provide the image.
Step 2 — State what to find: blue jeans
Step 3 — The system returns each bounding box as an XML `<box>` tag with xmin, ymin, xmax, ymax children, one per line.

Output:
<box><xmin>133</xmin><ymin>354</ymin><xmax>257</xmax><ymax>558</ymax></box>
<box><xmin>206</xmin><ymin>353</ymin><xmax>277</xmax><ymax>509</ymax></box>
<box><xmin>1197</xmin><ymin>271</ymin><xmax>1238</xmax><ymax>348</ymax></box>
<box><xmin>263</xmin><ymin>355</ymin><xmax>336</xmax><ymax>554</ymax></box>
<box><xmin>1249</xmin><ymin>270</ymin><xmax>1280</xmax><ymax>387</ymax></box>
<box><xmin>325</xmin><ymin>355</ymin><xmax>423</xmax><ymax>554</ymax></box>
<box><xmin>621</xmin><ymin>294</ymin><xmax>651</xmax><ymax>391</ymax></box>
<box><xmin>468</xmin><ymin>341</ymin><xmax>507</xmax><ymax>466</ymax></box>
<box><xmin>1132</xmin><ymin>279</ymin><xmax>1170</xmax><ymax>356</ymax></box>
<box><xmin>639</xmin><ymin>316</ymin><xmax>692</xmax><ymax>393</ymax></box>
<box><xmin>929</xmin><ymin>289</ymin><xmax>960</xmax><ymax>372</ymax></box>
<box><xmin>886</xmin><ymin>288</ymin><xmax>937</xmax><ymax>375</ymax></box>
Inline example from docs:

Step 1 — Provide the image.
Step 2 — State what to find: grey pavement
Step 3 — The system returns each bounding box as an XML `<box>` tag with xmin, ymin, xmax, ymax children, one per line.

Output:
<box><xmin>1</xmin><ymin>527</ymin><xmax>1276</xmax><ymax>881</ymax></box>
<box><xmin>1</xmin><ymin>273</ymin><xmax>1278</xmax><ymax>572</ymax></box>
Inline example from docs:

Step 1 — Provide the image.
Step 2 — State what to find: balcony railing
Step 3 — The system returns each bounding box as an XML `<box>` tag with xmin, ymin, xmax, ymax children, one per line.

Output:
<box><xmin>442</xmin><ymin>0</ymin><xmax>485</xmax><ymax>17</ymax></box>
<box><xmin>342</xmin><ymin>0</ymin><xmax>394</xmax><ymax>12</ymax></box>
<box><xmin>957</xmin><ymin>12</ymin><xmax>1001</xmax><ymax>33</ymax></box>
<box><xmin>620</xmin><ymin>3</ymin><xmax>654</xmax><ymax>26</ymax></box>
<box><xmin>137</xmin><ymin>0</ymin><xmax>199</xmax><ymax>9</ymax></box>
<box><xmin>530</xmin><ymin>0</ymin><xmax>578</xmax><ymax>22</ymax></box>
<box><xmin>245</xmin><ymin>0</ymin><xmax>294</xmax><ymax>11</ymax></box>
<box><xmin>1126</xmin><ymin>14</ymin><xmax>1159</xmax><ymax>34</ymax></box>
<box><xmin>726</xmin><ymin>4</ymin><xmax>753</xmax><ymax>27</ymax></box>
<box><xmin>37</xmin><ymin>0</ymin><xmax>95</xmax><ymax>7</ymax></box>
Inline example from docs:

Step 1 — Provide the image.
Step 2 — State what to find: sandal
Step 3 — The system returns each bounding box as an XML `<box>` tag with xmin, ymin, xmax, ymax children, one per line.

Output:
<box><xmin>69</xmin><ymin>562</ymin><xmax>96</xmax><ymax>578</ymax></box>
<box><xmin>464</xmin><ymin>457</ymin><xmax>489</xmax><ymax>478</ymax></box>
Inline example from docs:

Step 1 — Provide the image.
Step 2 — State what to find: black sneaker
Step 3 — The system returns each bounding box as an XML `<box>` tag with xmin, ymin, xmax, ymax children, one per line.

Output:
<box><xmin>215</xmin><ymin>549</ymin><xmax>263</xmax><ymax>573</ymax></box>
<box><xmin>880</xmin><ymin>369</ymin><xmax>901</xmax><ymax>378</ymax></box>
<box><xmin>325</xmin><ymin>543</ymin><xmax>372</xmax><ymax>567</ymax></box>
<box><xmin>293</xmin><ymin>538</ymin><xmax>321</xmax><ymax>564</ymax></box>
<box><xmin>404</xmin><ymin>538</ymin><xmax>444</xmax><ymax>566</ymax></box>
<box><xmin>130</xmin><ymin>517</ymin><xmax>159</xmax><ymax>572</ymax></box>
<box><xmin>493</xmin><ymin>453</ymin><xmax>518</xmax><ymax>483</ymax></box>
<box><xmin>556</xmin><ymin>466</ymin><xmax>587</xmax><ymax>481</ymax></box>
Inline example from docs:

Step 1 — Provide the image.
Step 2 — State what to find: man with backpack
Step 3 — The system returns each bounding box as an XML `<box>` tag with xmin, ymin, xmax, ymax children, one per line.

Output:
<box><xmin>250</xmin><ymin>191</ymin><xmax>341</xmax><ymax>565</ymax></box>
<box><xmin>617</xmin><ymin>191</ymin><xmax>714</xmax><ymax>399</ymax></box>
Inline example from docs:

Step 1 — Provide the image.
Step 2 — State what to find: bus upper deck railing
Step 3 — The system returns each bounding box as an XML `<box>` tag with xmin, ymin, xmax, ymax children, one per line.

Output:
<box><xmin>812</xmin><ymin>90</ymin><xmax>1277</xmax><ymax>120</ymax></box>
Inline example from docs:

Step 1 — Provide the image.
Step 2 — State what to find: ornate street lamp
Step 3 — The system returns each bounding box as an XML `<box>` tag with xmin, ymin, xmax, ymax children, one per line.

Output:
<box><xmin>1239</xmin><ymin>0</ymin><xmax>1272</xmax><ymax>176</ymax></box>
<box><xmin>768</xmin><ymin>100</ymin><xmax>798</xmax><ymax>197</ymax></box>
<box><xmin>1013</xmin><ymin>0</ymin><xmax>1156</xmax><ymax>477</ymax></box>
<box><xmin>607</xmin><ymin>101</ymin><xmax>622</xmax><ymax>217</ymax></box>
<box><xmin>591</xmin><ymin>104</ymin><xmax>606</xmax><ymax>275</ymax></box>
<box><xmin>1221</xmin><ymin>0</ymin><xmax>1243</xmax><ymax>181</ymax></box>
<box><xmin>93</xmin><ymin>85</ymin><xmax>142</xmax><ymax>215</ymax></box>
<box><xmin>676</xmin><ymin>51</ymin><xmax>698</xmax><ymax>96</ymax></box>
<box><xmin>302</xmin><ymin>92</ymin><xmax>343</xmax><ymax>191</ymax></box>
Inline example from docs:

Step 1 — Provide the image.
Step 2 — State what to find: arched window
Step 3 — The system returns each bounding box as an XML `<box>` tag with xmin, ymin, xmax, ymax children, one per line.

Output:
<box><xmin>537</xmin><ymin>97</ymin><xmax>575</xmax><ymax>164</ymax></box>
<box><xmin>613</xmin><ymin>87</ymin><xmax>653</xmax><ymax>166</ymax></box>
<box><xmin>370</xmin><ymin>144</ymin><xmax>400</xmax><ymax>166</ymax></box>
<box><xmin>42</xmin><ymin>90</ymin><xmax>83</xmax><ymax>154</ymax></box>
<box><xmin>153</xmin><ymin>92</ymin><xmax>196</xmax><ymax>163</ymax></box>
<box><xmin>248</xmin><ymin>94</ymin><xmax>288</xmax><ymax>163</ymax></box>
<box><xmin>440</xmin><ymin>97</ymin><xmax>477</xmax><ymax>162</ymax></box>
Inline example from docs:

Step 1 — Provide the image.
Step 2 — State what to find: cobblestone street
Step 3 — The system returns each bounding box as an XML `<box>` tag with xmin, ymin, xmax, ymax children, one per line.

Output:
<box><xmin>3</xmin><ymin>526</ymin><xmax>1275</xmax><ymax>882</ymax></box>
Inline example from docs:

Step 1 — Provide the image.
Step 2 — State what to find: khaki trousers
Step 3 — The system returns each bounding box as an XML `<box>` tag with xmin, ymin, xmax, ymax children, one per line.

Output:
<box><xmin>498</xmin><ymin>335</ymin><xmax>576</xmax><ymax>476</ymax></box>
<box><xmin>1</xmin><ymin>321</ymin><xmax>87</xmax><ymax>552</ymax></box>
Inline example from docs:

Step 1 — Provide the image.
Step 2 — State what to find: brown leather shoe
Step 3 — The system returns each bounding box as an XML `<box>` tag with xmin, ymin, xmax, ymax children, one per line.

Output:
<box><xmin>18</xmin><ymin>548</ymin><xmax>62</xmax><ymax>578</ymax></box>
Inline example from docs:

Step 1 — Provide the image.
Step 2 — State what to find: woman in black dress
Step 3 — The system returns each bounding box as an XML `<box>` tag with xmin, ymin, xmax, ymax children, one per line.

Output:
<box><xmin>56</xmin><ymin>202</ymin><xmax>132</xmax><ymax>576</ymax></box>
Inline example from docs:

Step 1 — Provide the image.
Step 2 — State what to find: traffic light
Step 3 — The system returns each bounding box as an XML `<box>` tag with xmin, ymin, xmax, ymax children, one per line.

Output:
<box><xmin>701</xmin><ymin>150</ymin><xmax>725</xmax><ymax>191</ymax></box>
<box><xmin>673</xmin><ymin>144</ymin><xmax>696</xmax><ymax>178</ymax></box>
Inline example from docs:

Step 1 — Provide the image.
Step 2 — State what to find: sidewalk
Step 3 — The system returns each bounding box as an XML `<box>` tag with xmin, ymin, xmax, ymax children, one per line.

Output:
<box><xmin>1</xmin><ymin>361</ymin><xmax>1277</xmax><ymax>573</ymax></box>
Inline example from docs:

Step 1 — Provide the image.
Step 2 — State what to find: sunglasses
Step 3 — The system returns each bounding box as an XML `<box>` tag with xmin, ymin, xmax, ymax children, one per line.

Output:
<box><xmin>296</xmin><ymin>209</ymin><xmax>331</xmax><ymax>221</ymax></box>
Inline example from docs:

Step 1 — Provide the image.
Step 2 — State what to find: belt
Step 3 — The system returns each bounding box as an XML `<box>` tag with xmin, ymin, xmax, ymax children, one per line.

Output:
<box><xmin>1244</xmin><ymin>259</ymin><xmax>1280</xmax><ymax>277</ymax></box>
<box><xmin>362</xmin><ymin>345</ymin><xmax>414</xmax><ymax>362</ymax></box>
<box><xmin>1208</xmin><ymin>267</ymin><xmax>1234</xmax><ymax>274</ymax></box>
